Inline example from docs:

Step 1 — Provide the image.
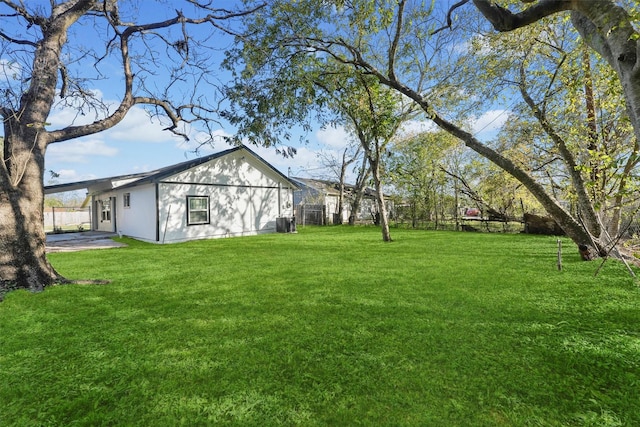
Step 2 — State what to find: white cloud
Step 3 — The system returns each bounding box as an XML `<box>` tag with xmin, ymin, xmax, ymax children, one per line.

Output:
<box><xmin>315</xmin><ymin>125</ymin><xmax>353</xmax><ymax>149</ymax></box>
<box><xmin>176</xmin><ymin>128</ymin><xmax>234</xmax><ymax>153</ymax></box>
<box><xmin>47</xmin><ymin>90</ymin><xmax>108</xmax><ymax>128</ymax></box>
<box><xmin>454</xmin><ymin>34</ymin><xmax>493</xmax><ymax>56</ymax></box>
<box><xmin>471</xmin><ymin>109</ymin><xmax>509</xmax><ymax>135</ymax></box>
<box><xmin>47</xmin><ymin>106</ymin><xmax>96</xmax><ymax>129</ymax></box>
<box><xmin>104</xmin><ymin>107</ymin><xmax>180</xmax><ymax>143</ymax></box>
<box><xmin>129</xmin><ymin>164</ymin><xmax>156</xmax><ymax>173</ymax></box>
<box><xmin>41</xmin><ymin>92</ymin><xmax>375</xmax><ymax>184</ymax></box>
<box><xmin>45</xmin><ymin>100</ymin><xmax>191</xmax><ymax>168</ymax></box>
<box><xmin>45</xmin><ymin>168</ymin><xmax>97</xmax><ymax>184</ymax></box>
<box><xmin>47</xmin><ymin>138</ymin><xmax>118</xmax><ymax>163</ymax></box>
<box><xmin>57</xmin><ymin>169</ymin><xmax>90</xmax><ymax>180</ymax></box>
<box><xmin>47</xmin><ymin>96</ymin><xmax>181</xmax><ymax>144</ymax></box>
<box><xmin>250</xmin><ymin>144</ymin><xmax>322</xmax><ymax>178</ymax></box>
<box><xmin>399</xmin><ymin>119</ymin><xmax>437</xmax><ymax>137</ymax></box>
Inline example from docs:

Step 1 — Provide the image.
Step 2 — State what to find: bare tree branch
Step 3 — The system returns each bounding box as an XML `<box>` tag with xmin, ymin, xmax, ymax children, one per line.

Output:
<box><xmin>472</xmin><ymin>0</ymin><xmax>573</xmax><ymax>32</ymax></box>
<box><xmin>388</xmin><ymin>0</ymin><xmax>405</xmax><ymax>81</ymax></box>
<box><xmin>0</xmin><ymin>30</ymin><xmax>37</xmax><ymax>46</ymax></box>
<box><xmin>43</xmin><ymin>2</ymin><xmax>262</xmax><ymax>144</ymax></box>
<box><xmin>431</xmin><ymin>0</ymin><xmax>471</xmax><ymax>35</ymax></box>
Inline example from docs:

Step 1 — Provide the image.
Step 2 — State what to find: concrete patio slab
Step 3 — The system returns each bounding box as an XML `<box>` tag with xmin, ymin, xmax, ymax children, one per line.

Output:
<box><xmin>46</xmin><ymin>231</ymin><xmax>127</xmax><ymax>253</ymax></box>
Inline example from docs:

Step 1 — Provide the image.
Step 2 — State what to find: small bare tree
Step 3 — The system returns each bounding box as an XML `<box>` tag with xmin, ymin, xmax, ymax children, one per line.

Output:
<box><xmin>316</xmin><ymin>143</ymin><xmax>363</xmax><ymax>224</ymax></box>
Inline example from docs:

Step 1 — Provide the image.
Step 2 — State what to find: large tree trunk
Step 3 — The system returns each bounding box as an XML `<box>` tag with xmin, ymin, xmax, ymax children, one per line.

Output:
<box><xmin>369</xmin><ymin>157</ymin><xmax>392</xmax><ymax>242</ymax></box>
<box><xmin>0</xmin><ymin>187</ymin><xmax>62</xmax><ymax>294</ymax></box>
<box><xmin>348</xmin><ymin>157</ymin><xmax>370</xmax><ymax>225</ymax></box>
<box><xmin>569</xmin><ymin>5</ymin><xmax>640</xmax><ymax>146</ymax></box>
<box><xmin>0</xmin><ymin>3</ymin><xmax>93</xmax><ymax>294</ymax></box>
<box><xmin>1</xmin><ymin>129</ymin><xmax>62</xmax><ymax>294</ymax></box>
<box><xmin>336</xmin><ymin>155</ymin><xmax>348</xmax><ymax>225</ymax></box>
<box><xmin>1</xmin><ymin>23</ymin><xmax>70</xmax><ymax>293</ymax></box>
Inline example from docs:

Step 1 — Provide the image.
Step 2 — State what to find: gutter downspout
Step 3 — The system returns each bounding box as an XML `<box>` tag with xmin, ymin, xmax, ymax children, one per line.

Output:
<box><xmin>155</xmin><ymin>183</ymin><xmax>160</xmax><ymax>242</ymax></box>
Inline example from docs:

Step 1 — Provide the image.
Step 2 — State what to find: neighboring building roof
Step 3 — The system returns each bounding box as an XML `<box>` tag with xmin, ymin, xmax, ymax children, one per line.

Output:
<box><xmin>291</xmin><ymin>177</ymin><xmax>377</xmax><ymax>198</ymax></box>
<box><xmin>45</xmin><ymin>145</ymin><xmax>298</xmax><ymax>195</ymax></box>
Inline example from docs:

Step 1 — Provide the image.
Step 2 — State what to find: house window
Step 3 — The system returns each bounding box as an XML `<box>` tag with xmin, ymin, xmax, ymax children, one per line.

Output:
<box><xmin>123</xmin><ymin>193</ymin><xmax>131</xmax><ymax>208</ymax></box>
<box><xmin>100</xmin><ymin>199</ymin><xmax>111</xmax><ymax>221</ymax></box>
<box><xmin>187</xmin><ymin>196</ymin><xmax>210</xmax><ymax>225</ymax></box>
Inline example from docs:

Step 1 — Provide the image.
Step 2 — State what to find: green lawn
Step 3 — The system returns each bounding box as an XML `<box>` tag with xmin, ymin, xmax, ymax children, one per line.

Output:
<box><xmin>1</xmin><ymin>227</ymin><xmax>639</xmax><ymax>426</ymax></box>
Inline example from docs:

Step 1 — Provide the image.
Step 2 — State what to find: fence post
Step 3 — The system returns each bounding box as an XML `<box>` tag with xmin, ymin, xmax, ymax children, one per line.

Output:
<box><xmin>557</xmin><ymin>239</ymin><xmax>562</xmax><ymax>271</ymax></box>
<box><xmin>52</xmin><ymin>206</ymin><xmax>56</xmax><ymax>231</ymax></box>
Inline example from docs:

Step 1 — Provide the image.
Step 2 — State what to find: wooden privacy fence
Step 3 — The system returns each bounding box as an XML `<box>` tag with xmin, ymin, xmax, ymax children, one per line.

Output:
<box><xmin>44</xmin><ymin>206</ymin><xmax>91</xmax><ymax>232</ymax></box>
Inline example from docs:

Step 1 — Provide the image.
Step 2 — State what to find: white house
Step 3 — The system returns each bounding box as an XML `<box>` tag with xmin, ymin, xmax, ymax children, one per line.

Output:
<box><xmin>45</xmin><ymin>146</ymin><xmax>298</xmax><ymax>243</ymax></box>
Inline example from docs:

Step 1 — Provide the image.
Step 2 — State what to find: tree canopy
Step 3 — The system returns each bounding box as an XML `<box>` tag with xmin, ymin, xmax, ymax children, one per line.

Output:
<box><xmin>223</xmin><ymin>0</ymin><xmax>640</xmax><ymax>257</ymax></box>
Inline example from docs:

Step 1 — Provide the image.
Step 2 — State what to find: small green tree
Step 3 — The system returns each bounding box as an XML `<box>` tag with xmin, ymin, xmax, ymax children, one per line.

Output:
<box><xmin>337</xmin><ymin>76</ymin><xmax>418</xmax><ymax>241</ymax></box>
<box><xmin>389</xmin><ymin>131</ymin><xmax>460</xmax><ymax>228</ymax></box>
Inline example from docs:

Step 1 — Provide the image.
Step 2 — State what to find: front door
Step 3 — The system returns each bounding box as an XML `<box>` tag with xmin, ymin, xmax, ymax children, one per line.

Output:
<box><xmin>97</xmin><ymin>197</ymin><xmax>116</xmax><ymax>232</ymax></box>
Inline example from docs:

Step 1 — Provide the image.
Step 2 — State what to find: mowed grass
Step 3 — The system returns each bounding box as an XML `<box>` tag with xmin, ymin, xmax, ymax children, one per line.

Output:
<box><xmin>1</xmin><ymin>227</ymin><xmax>639</xmax><ymax>426</ymax></box>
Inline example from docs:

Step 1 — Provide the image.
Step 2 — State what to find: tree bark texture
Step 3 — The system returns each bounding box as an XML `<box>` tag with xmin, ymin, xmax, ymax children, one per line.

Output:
<box><xmin>1</xmin><ymin>1</ymin><xmax>112</xmax><ymax>292</ymax></box>
<box><xmin>371</xmin><ymin>157</ymin><xmax>392</xmax><ymax>242</ymax></box>
<box><xmin>0</xmin><ymin>17</ymin><xmax>73</xmax><ymax>292</ymax></box>
<box><xmin>348</xmin><ymin>157</ymin><xmax>370</xmax><ymax>226</ymax></box>
<box><xmin>1</xmin><ymin>129</ymin><xmax>62</xmax><ymax>292</ymax></box>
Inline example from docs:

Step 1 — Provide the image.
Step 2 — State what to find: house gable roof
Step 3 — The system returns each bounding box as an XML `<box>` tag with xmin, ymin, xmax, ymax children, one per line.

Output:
<box><xmin>113</xmin><ymin>145</ymin><xmax>244</xmax><ymax>190</ymax></box>
<box><xmin>44</xmin><ymin>171</ymin><xmax>153</xmax><ymax>195</ymax></box>
<box><xmin>45</xmin><ymin>145</ymin><xmax>298</xmax><ymax>195</ymax></box>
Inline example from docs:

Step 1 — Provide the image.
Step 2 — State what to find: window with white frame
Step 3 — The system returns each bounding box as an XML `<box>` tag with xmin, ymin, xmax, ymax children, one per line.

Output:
<box><xmin>123</xmin><ymin>193</ymin><xmax>131</xmax><ymax>208</ymax></box>
<box><xmin>187</xmin><ymin>195</ymin><xmax>210</xmax><ymax>225</ymax></box>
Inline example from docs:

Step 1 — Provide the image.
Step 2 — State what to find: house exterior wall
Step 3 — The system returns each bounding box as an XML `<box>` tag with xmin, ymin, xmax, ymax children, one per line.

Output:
<box><xmin>90</xmin><ymin>185</ymin><xmax>157</xmax><ymax>238</ymax></box>
<box><xmin>293</xmin><ymin>187</ymin><xmax>322</xmax><ymax>206</ymax></box>
<box><xmin>294</xmin><ymin>188</ymin><xmax>347</xmax><ymax>224</ymax></box>
<box><xmin>115</xmin><ymin>185</ymin><xmax>157</xmax><ymax>241</ymax></box>
<box><xmin>157</xmin><ymin>183</ymin><xmax>290</xmax><ymax>243</ymax></box>
<box><xmin>88</xmin><ymin>148</ymin><xmax>295</xmax><ymax>243</ymax></box>
<box><xmin>294</xmin><ymin>189</ymin><xmax>391</xmax><ymax>224</ymax></box>
<box><xmin>323</xmin><ymin>193</ymin><xmax>353</xmax><ymax>223</ymax></box>
<box><xmin>157</xmin><ymin>150</ymin><xmax>294</xmax><ymax>243</ymax></box>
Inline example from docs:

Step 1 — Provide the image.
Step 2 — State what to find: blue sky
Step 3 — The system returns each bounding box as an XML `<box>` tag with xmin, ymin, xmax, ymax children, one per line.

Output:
<box><xmin>43</xmin><ymin>101</ymin><xmax>507</xmax><ymax>186</ymax></box>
